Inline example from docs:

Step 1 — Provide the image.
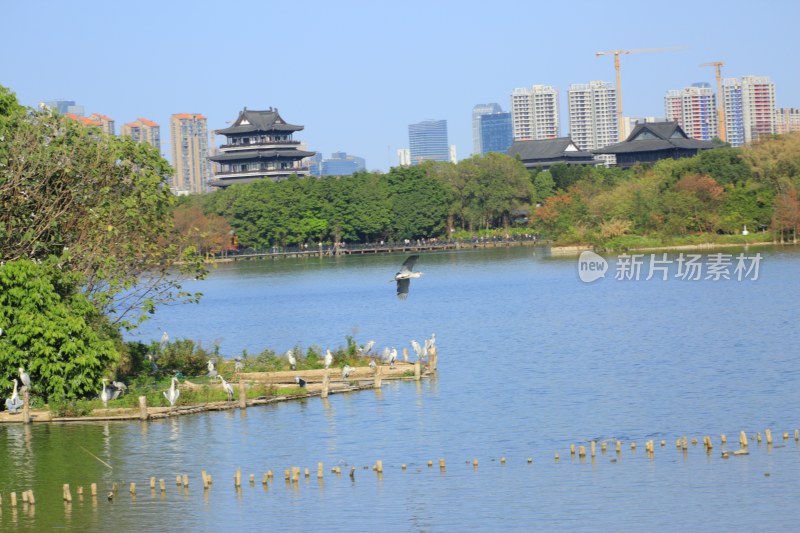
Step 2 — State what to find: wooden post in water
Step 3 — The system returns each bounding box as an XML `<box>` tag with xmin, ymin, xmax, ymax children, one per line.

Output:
<box><xmin>414</xmin><ymin>361</ymin><xmax>421</xmax><ymax>381</ymax></box>
<box><xmin>129</xmin><ymin>483</ymin><xmax>136</xmax><ymax>495</ymax></box>
<box><xmin>721</xmin><ymin>434</ymin><xmax>727</xmax><ymax>445</ymax></box>
<box><xmin>739</xmin><ymin>431</ymin><xmax>748</xmax><ymax>448</ymax></box>
<box><xmin>159</xmin><ymin>479</ymin><xmax>165</xmax><ymax>493</ymax></box>
<box><xmin>765</xmin><ymin>429</ymin><xmax>773</xmax><ymax>445</ymax></box>
<box><xmin>591</xmin><ymin>441</ymin><xmax>596</xmax><ymax>458</ymax></box>
<box><xmin>403</xmin><ymin>348</ymin><xmax>409</xmax><ymax>362</ymax></box>
<box><xmin>375</xmin><ymin>460</ymin><xmax>383</xmax><ymax>473</ymax></box>
<box><xmin>570</xmin><ymin>444</ymin><xmax>575</xmax><ymax>456</ymax></box>
<box><xmin>578</xmin><ymin>446</ymin><xmax>586</xmax><ymax>457</ymax></box>
<box><xmin>374</xmin><ymin>364</ymin><xmax>382</xmax><ymax>388</ymax></box>
<box><xmin>63</xmin><ymin>484</ymin><xmax>72</xmax><ymax>503</ymax></box>
<box><xmin>26</xmin><ymin>490</ymin><xmax>34</xmax><ymax>505</ymax></box>
<box><xmin>10</xmin><ymin>492</ymin><xmax>16</xmax><ymax>508</ymax></box>
<box><xmin>317</xmin><ymin>462</ymin><xmax>324</xmax><ymax>479</ymax></box>
<box><xmin>439</xmin><ymin>458</ymin><xmax>445</xmax><ymax>471</ymax></box>
<box><xmin>182</xmin><ymin>474</ymin><xmax>188</xmax><ymax>487</ymax></box>
<box><xmin>22</xmin><ymin>389</ymin><xmax>30</xmax><ymax>424</ymax></box>
<box><xmin>238</xmin><ymin>380</ymin><xmax>246</xmax><ymax>409</ymax></box>
<box><xmin>91</xmin><ymin>483</ymin><xmax>97</xmax><ymax>497</ymax></box>
<box><xmin>201</xmin><ymin>471</ymin><xmax>209</xmax><ymax>489</ymax></box>
<box><xmin>321</xmin><ymin>372</ymin><xmax>330</xmax><ymax>399</ymax></box>
<box><xmin>235</xmin><ymin>468</ymin><xmax>241</xmax><ymax>488</ymax></box>
<box><xmin>429</xmin><ymin>346</ymin><xmax>438</xmax><ymax>372</ymax></box>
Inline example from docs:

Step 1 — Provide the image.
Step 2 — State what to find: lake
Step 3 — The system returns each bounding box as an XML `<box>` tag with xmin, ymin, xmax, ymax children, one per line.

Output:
<box><xmin>2</xmin><ymin>243</ymin><xmax>800</xmax><ymax>531</ymax></box>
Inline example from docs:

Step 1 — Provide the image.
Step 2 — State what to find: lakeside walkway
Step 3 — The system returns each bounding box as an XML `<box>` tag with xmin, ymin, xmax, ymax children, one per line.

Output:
<box><xmin>213</xmin><ymin>236</ymin><xmax>549</xmax><ymax>262</ymax></box>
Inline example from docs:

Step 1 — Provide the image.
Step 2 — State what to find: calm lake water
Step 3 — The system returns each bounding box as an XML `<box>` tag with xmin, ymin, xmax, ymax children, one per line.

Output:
<box><xmin>2</xmin><ymin>244</ymin><xmax>800</xmax><ymax>531</ymax></box>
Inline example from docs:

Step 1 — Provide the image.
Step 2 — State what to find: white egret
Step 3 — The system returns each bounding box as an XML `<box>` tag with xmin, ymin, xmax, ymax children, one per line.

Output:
<box><xmin>392</xmin><ymin>255</ymin><xmax>423</xmax><ymax>300</ymax></box>
<box><xmin>324</xmin><ymin>349</ymin><xmax>333</xmax><ymax>369</ymax></box>
<box><xmin>18</xmin><ymin>367</ymin><xmax>30</xmax><ymax>391</ymax></box>
<box><xmin>218</xmin><ymin>375</ymin><xmax>234</xmax><ymax>401</ymax></box>
<box><xmin>207</xmin><ymin>360</ymin><xmax>218</xmax><ymax>379</ymax></box>
<box><xmin>287</xmin><ymin>350</ymin><xmax>297</xmax><ymax>370</ymax></box>
<box><xmin>164</xmin><ymin>376</ymin><xmax>180</xmax><ymax>406</ymax></box>
<box><xmin>342</xmin><ymin>365</ymin><xmax>352</xmax><ymax>379</ymax></box>
<box><xmin>111</xmin><ymin>381</ymin><xmax>127</xmax><ymax>399</ymax></box>
<box><xmin>369</xmin><ymin>360</ymin><xmax>376</xmax><ymax>370</ymax></box>
<box><xmin>425</xmin><ymin>333</ymin><xmax>436</xmax><ymax>353</ymax></box>
<box><xmin>360</xmin><ymin>340</ymin><xmax>375</xmax><ymax>355</ymax></box>
<box><xmin>160</xmin><ymin>330</ymin><xmax>169</xmax><ymax>347</ymax></box>
<box><xmin>5</xmin><ymin>378</ymin><xmax>22</xmax><ymax>413</ymax></box>
<box><xmin>100</xmin><ymin>379</ymin><xmax>112</xmax><ymax>408</ymax></box>
<box><xmin>234</xmin><ymin>358</ymin><xmax>244</xmax><ymax>373</ymax></box>
<box><xmin>146</xmin><ymin>353</ymin><xmax>158</xmax><ymax>373</ymax></box>
<box><xmin>295</xmin><ymin>376</ymin><xmax>306</xmax><ymax>388</ymax></box>
<box><xmin>389</xmin><ymin>348</ymin><xmax>398</xmax><ymax>368</ymax></box>
<box><xmin>411</xmin><ymin>339</ymin><xmax>427</xmax><ymax>360</ymax></box>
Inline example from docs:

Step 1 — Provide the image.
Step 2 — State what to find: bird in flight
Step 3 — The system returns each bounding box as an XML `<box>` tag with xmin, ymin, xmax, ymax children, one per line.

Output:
<box><xmin>392</xmin><ymin>255</ymin><xmax>423</xmax><ymax>300</ymax></box>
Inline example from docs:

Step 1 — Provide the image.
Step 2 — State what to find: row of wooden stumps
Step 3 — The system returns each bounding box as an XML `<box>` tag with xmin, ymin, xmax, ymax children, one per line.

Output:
<box><xmin>558</xmin><ymin>428</ymin><xmax>800</xmax><ymax>462</ymax></box>
<box><xmin>30</xmin><ymin>427</ymin><xmax>800</xmax><ymax>511</ymax></box>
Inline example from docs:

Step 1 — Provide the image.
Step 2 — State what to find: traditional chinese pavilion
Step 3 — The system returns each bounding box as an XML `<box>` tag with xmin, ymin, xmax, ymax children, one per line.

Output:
<box><xmin>209</xmin><ymin>107</ymin><xmax>314</xmax><ymax>187</ymax></box>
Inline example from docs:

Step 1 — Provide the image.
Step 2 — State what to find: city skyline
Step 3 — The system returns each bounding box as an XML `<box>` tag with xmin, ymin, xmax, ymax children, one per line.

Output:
<box><xmin>3</xmin><ymin>0</ymin><xmax>800</xmax><ymax>174</ymax></box>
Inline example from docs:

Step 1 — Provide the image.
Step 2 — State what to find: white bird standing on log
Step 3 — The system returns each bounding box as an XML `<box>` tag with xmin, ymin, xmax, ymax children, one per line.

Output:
<box><xmin>18</xmin><ymin>367</ymin><xmax>30</xmax><ymax>392</ymax></box>
<box><xmin>389</xmin><ymin>348</ymin><xmax>398</xmax><ymax>368</ymax></box>
<box><xmin>411</xmin><ymin>339</ymin><xmax>427</xmax><ymax>360</ymax></box>
<box><xmin>218</xmin><ymin>375</ymin><xmax>234</xmax><ymax>401</ymax></box>
<box><xmin>324</xmin><ymin>349</ymin><xmax>333</xmax><ymax>369</ymax></box>
<box><xmin>100</xmin><ymin>379</ymin><xmax>112</xmax><ymax>408</ymax></box>
<box><xmin>5</xmin><ymin>378</ymin><xmax>22</xmax><ymax>413</ymax></box>
<box><xmin>164</xmin><ymin>376</ymin><xmax>180</xmax><ymax>406</ymax></box>
<box><xmin>207</xmin><ymin>360</ymin><xmax>218</xmax><ymax>379</ymax></box>
<box><xmin>392</xmin><ymin>255</ymin><xmax>423</xmax><ymax>300</ymax></box>
<box><xmin>234</xmin><ymin>358</ymin><xmax>244</xmax><ymax>373</ymax></box>
<box><xmin>342</xmin><ymin>365</ymin><xmax>352</xmax><ymax>379</ymax></box>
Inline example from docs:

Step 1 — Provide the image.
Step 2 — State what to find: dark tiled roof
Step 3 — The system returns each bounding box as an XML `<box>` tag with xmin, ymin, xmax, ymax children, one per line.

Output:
<box><xmin>216</xmin><ymin>109</ymin><xmax>304</xmax><ymax>135</ymax></box>
<box><xmin>209</xmin><ymin>149</ymin><xmax>315</xmax><ymax>162</ymax></box>
<box><xmin>507</xmin><ymin>137</ymin><xmax>596</xmax><ymax>161</ymax></box>
<box><xmin>594</xmin><ymin>122</ymin><xmax>719</xmax><ymax>154</ymax></box>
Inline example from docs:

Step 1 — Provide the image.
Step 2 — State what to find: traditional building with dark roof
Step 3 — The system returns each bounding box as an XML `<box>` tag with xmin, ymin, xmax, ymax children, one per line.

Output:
<box><xmin>209</xmin><ymin>107</ymin><xmax>315</xmax><ymax>188</ymax></box>
<box><xmin>593</xmin><ymin>121</ymin><xmax>721</xmax><ymax>168</ymax></box>
<box><xmin>506</xmin><ymin>137</ymin><xmax>599</xmax><ymax>170</ymax></box>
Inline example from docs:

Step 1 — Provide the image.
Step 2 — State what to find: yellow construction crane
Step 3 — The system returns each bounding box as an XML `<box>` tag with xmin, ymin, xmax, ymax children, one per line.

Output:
<box><xmin>700</xmin><ymin>61</ymin><xmax>726</xmax><ymax>143</ymax></box>
<box><xmin>596</xmin><ymin>47</ymin><xmax>685</xmax><ymax>141</ymax></box>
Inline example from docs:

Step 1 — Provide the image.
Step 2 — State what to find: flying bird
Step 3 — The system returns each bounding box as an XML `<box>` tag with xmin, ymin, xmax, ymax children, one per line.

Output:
<box><xmin>5</xmin><ymin>378</ymin><xmax>22</xmax><ymax>413</ymax></box>
<box><xmin>295</xmin><ymin>376</ymin><xmax>306</xmax><ymax>388</ymax></box>
<box><xmin>392</xmin><ymin>255</ymin><xmax>423</xmax><ymax>300</ymax></box>
<box><xmin>164</xmin><ymin>376</ymin><xmax>180</xmax><ymax>406</ymax></box>
<box><xmin>324</xmin><ymin>349</ymin><xmax>333</xmax><ymax>369</ymax></box>
<box><xmin>218</xmin><ymin>375</ymin><xmax>234</xmax><ymax>401</ymax></box>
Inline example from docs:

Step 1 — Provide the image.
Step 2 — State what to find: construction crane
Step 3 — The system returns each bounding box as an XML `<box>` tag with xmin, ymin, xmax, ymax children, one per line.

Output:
<box><xmin>596</xmin><ymin>47</ymin><xmax>686</xmax><ymax>141</ymax></box>
<box><xmin>700</xmin><ymin>61</ymin><xmax>726</xmax><ymax>143</ymax></box>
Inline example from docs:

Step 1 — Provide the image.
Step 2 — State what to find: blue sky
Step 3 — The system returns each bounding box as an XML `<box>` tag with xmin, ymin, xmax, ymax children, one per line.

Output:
<box><xmin>3</xmin><ymin>0</ymin><xmax>799</xmax><ymax>172</ymax></box>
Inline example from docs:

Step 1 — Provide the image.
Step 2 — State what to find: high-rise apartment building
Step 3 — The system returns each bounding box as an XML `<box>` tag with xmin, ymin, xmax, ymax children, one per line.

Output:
<box><xmin>510</xmin><ymin>85</ymin><xmax>559</xmax><ymax>141</ymax></box>
<box><xmin>723</xmin><ymin>76</ymin><xmax>776</xmax><ymax>146</ymax></box>
<box><xmin>664</xmin><ymin>83</ymin><xmax>718</xmax><ymax>141</ymax></box>
<box><xmin>121</xmin><ymin>118</ymin><xmax>161</xmax><ymax>152</ymax></box>
<box><xmin>472</xmin><ymin>103</ymin><xmax>502</xmax><ymax>155</ymax></box>
<box><xmin>170</xmin><ymin>113</ymin><xmax>212</xmax><ymax>194</ymax></box>
<box><xmin>775</xmin><ymin>108</ymin><xmax>800</xmax><ymax>134</ymax></box>
<box><xmin>41</xmin><ymin>99</ymin><xmax>84</xmax><ymax>116</ymax></box>
<box><xmin>88</xmin><ymin>113</ymin><xmax>115</xmax><ymax>135</ymax></box>
<box><xmin>567</xmin><ymin>81</ymin><xmax>619</xmax><ymax>153</ymax></box>
<box><xmin>479</xmin><ymin>112</ymin><xmax>513</xmax><ymax>155</ymax></box>
<box><xmin>408</xmin><ymin>119</ymin><xmax>450</xmax><ymax>164</ymax></box>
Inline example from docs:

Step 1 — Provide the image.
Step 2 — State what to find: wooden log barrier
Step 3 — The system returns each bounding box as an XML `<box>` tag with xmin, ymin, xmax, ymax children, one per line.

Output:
<box><xmin>138</xmin><ymin>396</ymin><xmax>148</xmax><ymax>420</ymax></box>
<box><xmin>238</xmin><ymin>380</ymin><xmax>246</xmax><ymax>409</ymax></box>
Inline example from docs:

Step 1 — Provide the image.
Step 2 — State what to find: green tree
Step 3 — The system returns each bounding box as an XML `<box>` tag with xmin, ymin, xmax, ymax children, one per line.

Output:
<box><xmin>0</xmin><ymin>100</ymin><xmax>204</xmax><ymax>328</ymax></box>
<box><xmin>387</xmin><ymin>165</ymin><xmax>448</xmax><ymax>239</ymax></box>
<box><xmin>0</xmin><ymin>259</ymin><xmax>117</xmax><ymax>401</ymax></box>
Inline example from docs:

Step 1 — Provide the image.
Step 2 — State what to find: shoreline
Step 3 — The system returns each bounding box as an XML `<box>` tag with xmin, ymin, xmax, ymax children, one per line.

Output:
<box><xmin>549</xmin><ymin>240</ymin><xmax>783</xmax><ymax>256</ymax></box>
<box><xmin>0</xmin><ymin>362</ymin><xmax>429</xmax><ymax>424</ymax></box>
